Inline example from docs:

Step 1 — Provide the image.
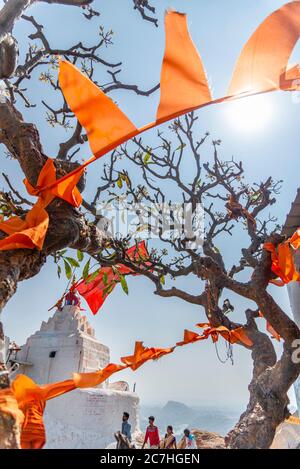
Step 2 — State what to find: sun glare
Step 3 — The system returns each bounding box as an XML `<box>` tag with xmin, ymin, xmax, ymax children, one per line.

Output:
<box><xmin>224</xmin><ymin>94</ymin><xmax>274</xmax><ymax>133</ymax></box>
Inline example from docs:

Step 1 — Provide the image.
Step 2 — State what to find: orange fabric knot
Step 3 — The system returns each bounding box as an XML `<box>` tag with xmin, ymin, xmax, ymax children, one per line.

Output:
<box><xmin>196</xmin><ymin>323</ymin><xmax>253</xmax><ymax>347</ymax></box>
<box><xmin>0</xmin><ymin>158</ymin><xmax>84</xmax><ymax>251</ymax></box>
<box><xmin>264</xmin><ymin>238</ymin><xmax>300</xmax><ymax>285</ymax></box>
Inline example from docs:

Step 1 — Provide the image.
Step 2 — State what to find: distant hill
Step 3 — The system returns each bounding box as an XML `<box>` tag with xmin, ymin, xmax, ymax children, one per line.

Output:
<box><xmin>140</xmin><ymin>401</ymin><xmax>242</xmax><ymax>437</ymax></box>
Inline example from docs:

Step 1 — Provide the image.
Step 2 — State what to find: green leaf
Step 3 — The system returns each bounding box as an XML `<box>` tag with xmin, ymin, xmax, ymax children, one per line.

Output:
<box><xmin>65</xmin><ymin>257</ymin><xmax>80</xmax><ymax>268</ymax></box>
<box><xmin>57</xmin><ymin>265</ymin><xmax>62</xmax><ymax>279</ymax></box>
<box><xmin>143</xmin><ymin>151</ymin><xmax>151</xmax><ymax>165</ymax></box>
<box><xmin>160</xmin><ymin>275</ymin><xmax>165</xmax><ymax>285</ymax></box>
<box><xmin>86</xmin><ymin>269</ymin><xmax>100</xmax><ymax>283</ymax></box>
<box><xmin>119</xmin><ymin>274</ymin><xmax>129</xmax><ymax>295</ymax></box>
<box><xmin>63</xmin><ymin>260</ymin><xmax>72</xmax><ymax>280</ymax></box>
<box><xmin>77</xmin><ymin>250</ymin><xmax>84</xmax><ymax>262</ymax></box>
<box><xmin>82</xmin><ymin>259</ymin><xmax>91</xmax><ymax>280</ymax></box>
<box><xmin>103</xmin><ymin>271</ymin><xmax>108</xmax><ymax>286</ymax></box>
<box><xmin>103</xmin><ymin>281</ymin><xmax>116</xmax><ymax>297</ymax></box>
<box><xmin>117</xmin><ymin>177</ymin><xmax>123</xmax><ymax>189</ymax></box>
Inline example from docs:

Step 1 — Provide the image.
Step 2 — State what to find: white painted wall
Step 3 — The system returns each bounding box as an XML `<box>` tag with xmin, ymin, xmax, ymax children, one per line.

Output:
<box><xmin>13</xmin><ymin>305</ymin><xmax>140</xmax><ymax>448</ymax></box>
<box><xmin>44</xmin><ymin>388</ymin><xmax>140</xmax><ymax>449</ymax></box>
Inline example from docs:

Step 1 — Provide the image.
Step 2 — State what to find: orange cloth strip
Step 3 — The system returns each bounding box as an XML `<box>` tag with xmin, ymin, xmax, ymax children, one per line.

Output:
<box><xmin>121</xmin><ymin>341</ymin><xmax>175</xmax><ymax>370</ymax></box>
<box><xmin>73</xmin><ymin>363</ymin><xmax>127</xmax><ymax>388</ymax></box>
<box><xmin>11</xmin><ymin>362</ymin><xmax>127</xmax><ymax>449</ymax></box>
<box><xmin>176</xmin><ymin>329</ymin><xmax>204</xmax><ymax>346</ymax></box>
<box><xmin>228</xmin><ymin>1</ymin><xmax>300</xmax><ymax>96</ymax></box>
<box><xmin>0</xmin><ymin>203</ymin><xmax>49</xmax><ymax>251</ymax></box>
<box><xmin>259</xmin><ymin>311</ymin><xmax>281</xmax><ymax>342</ymax></box>
<box><xmin>196</xmin><ymin>323</ymin><xmax>253</xmax><ymax>347</ymax></box>
<box><xmin>264</xmin><ymin>237</ymin><xmax>300</xmax><ymax>285</ymax></box>
<box><xmin>11</xmin><ymin>374</ymin><xmax>76</xmax><ymax>450</ymax></box>
<box><xmin>0</xmin><ymin>158</ymin><xmax>84</xmax><ymax>251</ymax></box>
<box><xmin>156</xmin><ymin>11</ymin><xmax>211</xmax><ymax>123</ymax></box>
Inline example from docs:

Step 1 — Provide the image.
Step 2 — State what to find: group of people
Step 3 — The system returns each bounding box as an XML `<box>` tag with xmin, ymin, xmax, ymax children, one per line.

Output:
<box><xmin>115</xmin><ymin>413</ymin><xmax>197</xmax><ymax>450</ymax></box>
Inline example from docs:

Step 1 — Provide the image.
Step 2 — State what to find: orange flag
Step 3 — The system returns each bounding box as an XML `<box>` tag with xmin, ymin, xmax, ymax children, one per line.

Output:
<box><xmin>59</xmin><ymin>61</ymin><xmax>138</xmax><ymax>159</ymax></box>
<box><xmin>228</xmin><ymin>1</ymin><xmax>300</xmax><ymax>97</ymax></box>
<box><xmin>258</xmin><ymin>311</ymin><xmax>281</xmax><ymax>342</ymax></box>
<box><xmin>289</xmin><ymin>228</ymin><xmax>300</xmax><ymax>250</ymax></box>
<box><xmin>156</xmin><ymin>11</ymin><xmax>211</xmax><ymax>123</ymax></box>
<box><xmin>176</xmin><ymin>329</ymin><xmax>204</xmax><ymax>346</ymax></box>
<box><xmin>121</xmin><ymin>341</ymin><xmax>175</xmax><ymax>370</ymax></box>
<box><xmin>0</xmin><ymin>202</ymin><xmax>49</xmax><ymax>251</ymax></box>
<box><xmin>264</xmin><ymin>240</ymin><xmax>300</xmax><ymax>285</ymax></box>
<box><xmin>197</xmin><ymin>323</ymin><xmax>253</xmax><ymax>347</ymax></box>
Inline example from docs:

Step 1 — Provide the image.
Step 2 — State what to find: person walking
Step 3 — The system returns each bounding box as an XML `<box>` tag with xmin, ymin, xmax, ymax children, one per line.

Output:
<box><xmin>142</xmin><ymin>416</ymin><xmax>160</xmax><ymax>449</ymax></box>
<box><xmin>159</xmin><ymin>425</ymin><xmax>177</xmax><ymax>449</ymax></box>
<box><xmin>178</xmin><ymin>429</ymin><xmax>197</xmax><ymax>449</ymax></box>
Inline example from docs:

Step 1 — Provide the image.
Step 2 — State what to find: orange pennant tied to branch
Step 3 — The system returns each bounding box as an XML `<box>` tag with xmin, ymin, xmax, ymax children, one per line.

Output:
<box><xmin>264</xmin><ymin>238</ymin><xmax>300</xmax><ymax>285</ymax></box>
<box><xmin>197</xmin><ymin>323</ymin><xmax>253</xmax><ymax>347</ymax></box>
<box><xmin>76</xmin><ymin>241</ymin><xmax>150</xmax><ymax>315</ymax></box>
<box><xmin>0</xmin><ymin>158</ymin><xmax>84</xmax><ymax>252</ymax></box>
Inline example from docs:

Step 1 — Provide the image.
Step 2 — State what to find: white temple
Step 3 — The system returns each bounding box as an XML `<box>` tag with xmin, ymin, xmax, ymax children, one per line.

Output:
<box><xmin>12</xmin><ymin>305</ymin><xmax>140</xmax><ymax>449</ymax></box>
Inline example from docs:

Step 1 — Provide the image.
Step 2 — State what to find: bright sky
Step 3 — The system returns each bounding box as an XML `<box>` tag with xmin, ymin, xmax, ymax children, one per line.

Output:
<box><xmin>1</xmin><ymin>0</ymin><xmax>299</xmax><ymax>411</ymax></box>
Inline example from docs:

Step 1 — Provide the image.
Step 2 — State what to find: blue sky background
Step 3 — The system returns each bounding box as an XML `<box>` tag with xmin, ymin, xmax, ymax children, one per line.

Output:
<box><xmin>1</xmin><ymin>0</ymin><xmax>300</xmax><ymax>411</ymax></box>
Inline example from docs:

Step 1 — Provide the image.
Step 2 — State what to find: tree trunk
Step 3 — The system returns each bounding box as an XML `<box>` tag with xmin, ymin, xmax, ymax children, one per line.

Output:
<box><xmin>226</xmin><ymin>319</ymin><xmax>300</xmax><ymax>448</ymax></box>
<box><xmin>0</xmin><ymin>322</ymin><xmax>20</xmax><ymax>448</ymax></box>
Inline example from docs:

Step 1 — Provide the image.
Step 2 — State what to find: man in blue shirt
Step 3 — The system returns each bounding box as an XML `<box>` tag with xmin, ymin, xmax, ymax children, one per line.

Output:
<box><xmin>121</xmin><ymin>412</ymin><xmax>132</xmax><ymax>445</ymax></box>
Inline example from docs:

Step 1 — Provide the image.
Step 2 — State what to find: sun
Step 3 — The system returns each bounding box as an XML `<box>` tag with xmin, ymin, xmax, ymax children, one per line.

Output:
<box><xmin>224</xmin><ymin>94</ymin><xmax>274</xmax><ymax>133</ymax></box>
